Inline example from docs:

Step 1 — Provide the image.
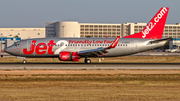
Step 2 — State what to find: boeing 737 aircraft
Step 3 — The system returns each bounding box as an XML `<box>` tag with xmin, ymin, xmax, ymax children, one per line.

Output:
<box><xmin>5</xmin><ymin>7</ymin><xmax>170</xmax><ymax>63</ymax></box>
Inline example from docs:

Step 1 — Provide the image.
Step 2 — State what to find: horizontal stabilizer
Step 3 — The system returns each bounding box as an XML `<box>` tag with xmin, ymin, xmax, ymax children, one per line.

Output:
<box><xmin>148</xmin><ymin>37</ymin><xmax>172</xmax><ymax>44</ymax></box>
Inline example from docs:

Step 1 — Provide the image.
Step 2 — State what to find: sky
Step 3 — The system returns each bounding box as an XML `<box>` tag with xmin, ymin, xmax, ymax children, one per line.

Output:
<box><xmin>0</xmin><ymin>0</ymin><xmax>179</xmax><ymax>28</ymax></box>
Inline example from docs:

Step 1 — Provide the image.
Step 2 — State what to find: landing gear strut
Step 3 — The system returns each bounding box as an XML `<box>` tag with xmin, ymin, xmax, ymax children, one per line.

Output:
<box><xmin>84</xmin><ymin>58</ymin><xmax>91</xmax><ymax>64</ymax></box>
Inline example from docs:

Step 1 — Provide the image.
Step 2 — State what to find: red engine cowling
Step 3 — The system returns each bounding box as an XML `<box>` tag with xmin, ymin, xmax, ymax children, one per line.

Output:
<box><xmin>59</xmin><ymin>51</ymin><xmax>79</xmax><ymax>61</ymax></box>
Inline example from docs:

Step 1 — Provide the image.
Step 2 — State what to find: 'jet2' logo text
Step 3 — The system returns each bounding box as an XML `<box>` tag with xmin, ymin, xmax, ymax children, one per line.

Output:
<box><xmin>23</xmin><ymin>40</ymin><xmax>56</xmax><ymax>55</ymax></box>
<box><xmin>142</xmin><ymin>7</ymin><xmax>168</xmax><ymax>38</ymax></box>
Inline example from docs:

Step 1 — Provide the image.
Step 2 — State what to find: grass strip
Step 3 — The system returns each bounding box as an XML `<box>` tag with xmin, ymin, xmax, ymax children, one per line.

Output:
<box><xmin>0</xmin><ymin>74</ymin><xmax>180</xmax><ymax>82</ymax></box>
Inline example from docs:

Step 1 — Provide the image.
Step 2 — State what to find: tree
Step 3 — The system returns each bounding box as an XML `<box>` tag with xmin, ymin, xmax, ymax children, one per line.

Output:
<box><xmin>14</xmin><ymin>35</ymin><xmax>19</xmax><ymax>38</ymax></box>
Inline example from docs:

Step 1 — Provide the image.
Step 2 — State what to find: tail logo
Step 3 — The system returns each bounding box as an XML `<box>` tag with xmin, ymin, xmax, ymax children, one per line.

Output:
<box><xmin>142</xmin><ymin>7</ymin><xmax>168</xmax><ymax>38</ymax></box>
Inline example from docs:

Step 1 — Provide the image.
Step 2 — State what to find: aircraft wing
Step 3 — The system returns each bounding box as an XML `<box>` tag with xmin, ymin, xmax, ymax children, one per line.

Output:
<box><xmin>78</xmin><ymin>36</ymin><xmax>120</xmax><ymax>57</ymax></box>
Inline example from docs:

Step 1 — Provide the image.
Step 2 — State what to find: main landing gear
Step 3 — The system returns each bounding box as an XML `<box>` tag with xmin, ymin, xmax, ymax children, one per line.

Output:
<box><xmin>84</xmin><ymin>58</ymin><xmax>91</xmax><ymax>64</ymax></box>
<box><xmin>23</xmin><ymin>60</ymin><xmax>27</xmax><ymax>64</ymax></box>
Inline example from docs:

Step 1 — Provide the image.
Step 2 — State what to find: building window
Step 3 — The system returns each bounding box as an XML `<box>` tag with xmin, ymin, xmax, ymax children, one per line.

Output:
<box><xmin>103</xmin><ymin>26</ymin><xmax>107</xmax><ymax>28</ymax></box>
<box><xmin>135</xmin><ymin>26</ymin><xmax>138</xmax><ymax>28</ymax></box>
<box><xmin>18</xmin><ymin>33</ymin><xmax>20</xmax><ymax>35</ymax></box>
<box><xmin>1</xmin><ymin>33</ymin><xmax>3</xmax><ymax>35</ymax></box>
<box><xmin>94</xmin><ymin>25</ymin><xmax>98</xmax><ymax>28</ymax></box>
<box><xmin>112</xmin><ymin>26</ymin><xmax>116</xmax><ymax>28</ymax></box>
<box><xmin>38</xmin><ymin>33</ymin><xmax>40</xmax><ymax>35</ymax></box>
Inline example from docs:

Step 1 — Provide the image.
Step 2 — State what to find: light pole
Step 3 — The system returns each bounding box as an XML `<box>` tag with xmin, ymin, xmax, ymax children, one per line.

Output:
<box><xmin>1</xmin><ymin>35</ymin><xmax>2</xmax><ymax>52</ymax></box>
<box><xmin>62</xmin><ymin>26</ymin><xmax>64</xmax><ymax>37</ymax></box>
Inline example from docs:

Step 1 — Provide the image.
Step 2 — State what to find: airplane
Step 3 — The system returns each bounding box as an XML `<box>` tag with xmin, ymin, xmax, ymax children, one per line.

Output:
<box><xmin>5</xmin><ymin>7</ymin><xmax>170</xmax><ymax>64</ymax></box>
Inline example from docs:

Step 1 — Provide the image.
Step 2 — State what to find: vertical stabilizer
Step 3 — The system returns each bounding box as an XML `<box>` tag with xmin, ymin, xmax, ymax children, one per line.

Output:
<box><xmin>124</xmin><ymin>7</ymin><xmax>169</xmax><ymax>39</ymax></box>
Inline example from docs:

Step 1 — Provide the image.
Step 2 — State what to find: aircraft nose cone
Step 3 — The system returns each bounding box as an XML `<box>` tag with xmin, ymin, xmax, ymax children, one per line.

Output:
<box><xmin>4</xmin><ymin>47</ymin><xmax>10</xmax><ymax>54</ymax></box>
<box><xmin>2</xmin><ymin>49</ymin><xmax>5</xmax><ymax>53</ymax></box>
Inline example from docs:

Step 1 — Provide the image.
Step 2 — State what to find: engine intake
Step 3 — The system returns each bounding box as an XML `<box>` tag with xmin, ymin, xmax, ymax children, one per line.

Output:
<box><xmin>59</xmin><ymin>51</ymin><xmax>79</xmax><ymax>61</ymax></box>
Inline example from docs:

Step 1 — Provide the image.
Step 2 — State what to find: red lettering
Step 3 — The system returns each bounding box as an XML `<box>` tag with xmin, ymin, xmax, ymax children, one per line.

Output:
<box><xmin>23</xmin><ymin>40</ymin><xmax>56</xmax><ymax>55</ymax></box>
<box><xmin>48</xmin><ymin>40</ymin><xmax>56</xmax><ymax>54</ymax></box>
<box><xmin>35</xmin><ymin>43</ymin><xmax>47</xmax><ymax>54</ymax></box>
<box><xmin>104</xmin><ymin>40</ymin><xmax>113</xmax><ymax>44</ymax></box>
<box><xmin>23</xmin><ymin>40</ymin><xmax>36</xmax><ymax>54</ymax></box>
<box><xmin>93</xmin><ymin>40</ymin><xmax>103</xmax><ymax>44</ymax></box>
<box><xmin>69</xmin><ymin>40</ymin><xmax>73</xmax><ymax>44</ymax></box>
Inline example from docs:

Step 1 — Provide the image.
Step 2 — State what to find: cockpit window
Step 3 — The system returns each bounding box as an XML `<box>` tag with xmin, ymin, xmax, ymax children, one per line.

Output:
<box><xmin>13</xmin><ymin>43</ymin><xmax>19</xmax><ymax>46</ymax></box>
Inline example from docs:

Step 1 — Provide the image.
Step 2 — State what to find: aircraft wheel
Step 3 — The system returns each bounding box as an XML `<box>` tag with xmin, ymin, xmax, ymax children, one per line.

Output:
<box><xmin>85</xmin><ymin>59</ymin><xmax>91</xmax><ymax>64</ymax></box>
<box><xmin>23</xmin><ymin>60</ymin><xmax>27</xmax><ymax>64</ymax></box>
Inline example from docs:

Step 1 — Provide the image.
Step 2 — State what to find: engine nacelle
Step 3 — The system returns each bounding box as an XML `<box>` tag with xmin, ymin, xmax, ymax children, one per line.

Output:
<box><xmin>59</xmin><ymin>51</ymin><xmax>79</xmax><ymax>61</ymax></box>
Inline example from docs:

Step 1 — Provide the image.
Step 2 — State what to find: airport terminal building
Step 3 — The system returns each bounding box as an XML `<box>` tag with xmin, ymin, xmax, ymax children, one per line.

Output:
<box><xmin>46</xmin><ymin>21</ymin><xmax>180</xmax><ymax>38</ymax></box>
<box><xmin>0</xmin><ymin>28</ymin><xmax>45</xmax><ymax>39</ymax></box>
<box><xmin>1</xmin><ymin>21</ymin><xmax>180</xmax><ymax>39</ymax></box>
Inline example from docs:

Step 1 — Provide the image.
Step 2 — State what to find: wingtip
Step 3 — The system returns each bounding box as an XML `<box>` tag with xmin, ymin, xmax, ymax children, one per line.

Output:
<box><xmin>106</xmin><ymin>36</ymin><xmax>120</xmax><ymax>49</ymax></box>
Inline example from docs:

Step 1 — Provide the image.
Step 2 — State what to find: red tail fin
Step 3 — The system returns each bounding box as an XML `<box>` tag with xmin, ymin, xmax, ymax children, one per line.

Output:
<box><xmin>124</xmin><ymin>7</ymin><xmax>169</xmax><ymax>39</ymax></box>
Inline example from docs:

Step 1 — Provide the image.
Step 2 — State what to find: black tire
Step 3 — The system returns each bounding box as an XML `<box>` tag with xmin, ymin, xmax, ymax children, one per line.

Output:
<box><xmin>23</xmin><ymin>60</ymin><xmax>27</xmax><ymax>64</ymax></box>
<box><xmin>85</xmin><ymin>59</ymin><xmax>91</xmax><ymax>64</ymax></box>
<box><xmin>84</xmin><ymin>59</ymin><xmax>87</xmax><ymax>64</ymax></box>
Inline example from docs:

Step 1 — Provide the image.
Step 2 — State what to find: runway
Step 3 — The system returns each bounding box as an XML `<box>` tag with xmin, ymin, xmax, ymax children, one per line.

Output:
<box><xmin>0</xmin><ymin>63</ymin><xmax>180</xmax><ymax>70</ymax></box>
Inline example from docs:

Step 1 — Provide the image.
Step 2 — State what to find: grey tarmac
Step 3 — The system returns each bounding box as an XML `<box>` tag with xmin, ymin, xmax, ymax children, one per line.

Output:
<box><xmin>0</xmin><ymin>63</ymin><xmax>180</xmax><ymax>70</ymax></box>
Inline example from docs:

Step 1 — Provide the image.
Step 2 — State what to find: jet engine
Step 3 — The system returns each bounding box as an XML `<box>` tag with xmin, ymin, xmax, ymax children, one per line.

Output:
<box><xmin>59</xmin><ymin>51</ymin><xmax>79</xmax><ymax>61</ymax></box>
